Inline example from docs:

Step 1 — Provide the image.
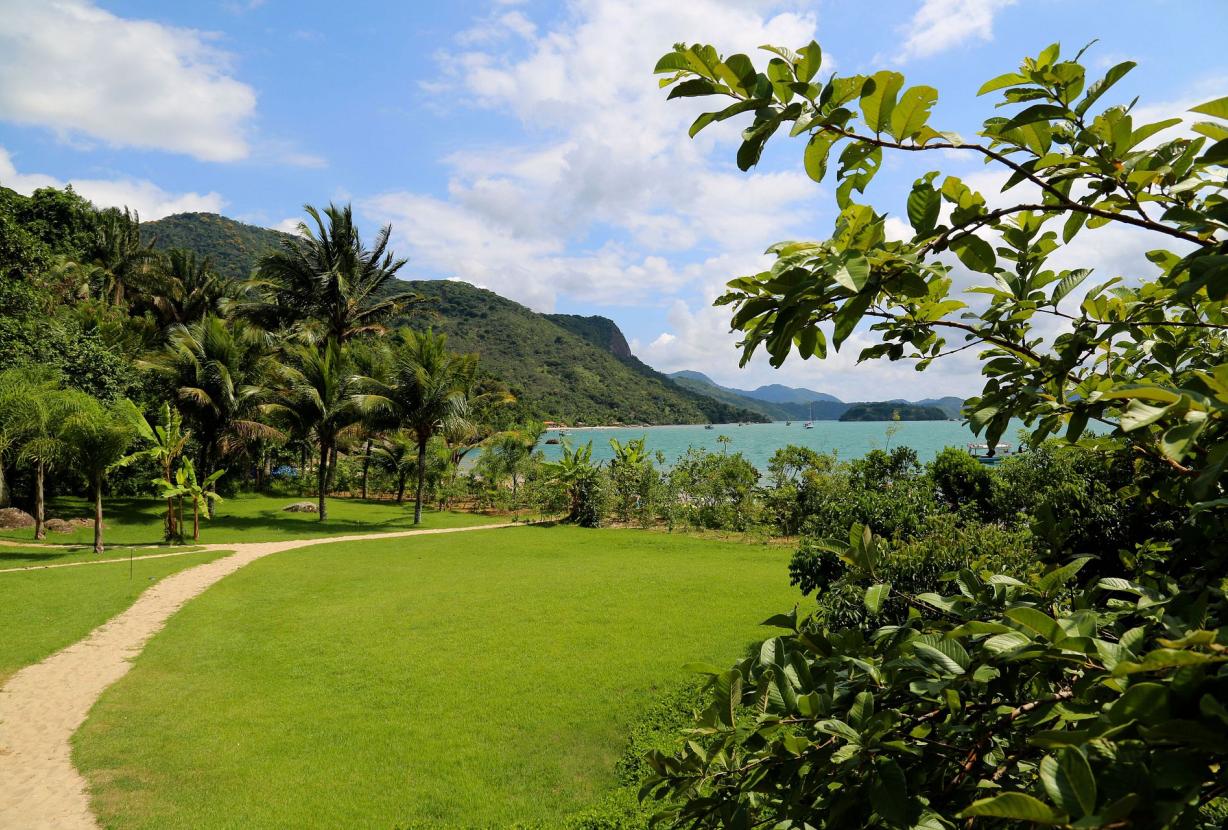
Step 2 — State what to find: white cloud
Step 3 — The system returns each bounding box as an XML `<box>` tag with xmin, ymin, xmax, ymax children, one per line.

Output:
<box><xmin>365</xmin><ymin>0</ymin><xmax>821</xmax><ymax>310</ymax></box>
<box><xmin>0</xmin><ymin>146</ymin><xmax>225</xmax><ymax>219</ymax></box>
<box><xmin>897</xmin><ymin>0</ymin><xmax>1016</xmax><ymax>62</ymax></box>
<box><xmin>0</xmin><ymin>0</ymin><xmax>256</xmax><ymax>161</ymax></box>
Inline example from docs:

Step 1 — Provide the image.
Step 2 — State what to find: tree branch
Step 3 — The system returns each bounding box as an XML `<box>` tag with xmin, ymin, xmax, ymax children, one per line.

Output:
<box><xmin>819</xmin><ymin>127</ymin><xmax>1210</xmax><ymax>248</ymax></box>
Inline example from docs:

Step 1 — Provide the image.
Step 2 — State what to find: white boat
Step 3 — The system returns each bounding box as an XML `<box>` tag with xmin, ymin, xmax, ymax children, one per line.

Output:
<box><xmin>803</xmin><ymin>402</ymin><xmax>814</xmax><ymax>428</ymax></box>
<box><xmin>968</xmin><ymin>442</ymin><xmax>1011</xmax><ymax>465</ymax></box>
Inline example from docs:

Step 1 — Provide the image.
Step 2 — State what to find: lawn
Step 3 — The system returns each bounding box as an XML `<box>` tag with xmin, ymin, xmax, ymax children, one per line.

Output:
<box><xmin>0</xmin><ymin>494</ymin><xmax>502</xmax><ymax>547</ymax></box>
<box><xmin>0</xmin><ymin>549</ymin><xmax>227</xmax><ymax>685</ymax></box>
<box><xmin>74</xmin><ymin>526</ymin><xmax>800</xmax><ymax>828</ymax></box>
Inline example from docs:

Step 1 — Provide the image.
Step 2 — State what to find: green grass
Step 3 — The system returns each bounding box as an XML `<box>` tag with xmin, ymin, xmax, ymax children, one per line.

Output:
<box><xmin>0</xmin><ymin>545</ymin><xmax>207</xmax><ymax>569</ymax></box>
<box><xmin>0</xmin><ymin>549</ymin><xmax>227</xmax><ymax>684</ymax></box>
<box><xmin>75</xmin><ymin>526</ymin><xmax>800</xmax><ymax>828</ymax></box>
<box><xmin>0</xmin><ymin>494</ymin><xmax>502</xmax><ymax>547</ymax></box>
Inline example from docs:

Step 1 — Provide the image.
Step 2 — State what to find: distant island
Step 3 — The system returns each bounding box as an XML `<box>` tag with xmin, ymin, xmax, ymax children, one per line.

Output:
<box><xmin>667</xmin><ymin>370</ymin><xmax>965</xmax><ymax>422</ymax></box>
<box><xmin>838</xmin><ymin>403</ymin><xmax>948</xmax><ymax>422</ymax></box>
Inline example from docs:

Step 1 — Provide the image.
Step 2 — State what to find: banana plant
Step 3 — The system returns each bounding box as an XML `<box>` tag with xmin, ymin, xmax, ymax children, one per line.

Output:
<box><xmin>157</xmin><ymin>458</ymin><xmax>223</xmax><ymax>542</ymax></box>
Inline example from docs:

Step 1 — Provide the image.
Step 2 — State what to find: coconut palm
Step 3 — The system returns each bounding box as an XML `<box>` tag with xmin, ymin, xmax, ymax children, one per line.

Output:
<box><xmin>142</xmin><ymin>315</ymin><xmax>280</xmax><ymax>477</ymax></box>
<box><xmin>264</xmin><ymin>340</ymin><xmax>368</xmax><ymax>520</ymax></box>
<box><xmin>375</xmin><ymin>330</ymin><xmax>477</xmax><ymax>524</ymax></box>
<box><xmin>373</xmin><ymin>432</ymin><xmax>417</xmax><ymax>504</ymax></box>
<box><xmin>242</xmin><ymin>203</ymin><xmax>421</xmax><ymax>344</ymax></box>
<box><xmin>61</xmin><ymin>397</ymin><xmax>138</xmax><ymax>553</ymax></box>
<box><xmin>140</xmin><ymin>249</ymin><xmax>238</xmax><ymax>330</ymax></box>
<box><xmin>90</xmin><ymin>207</ymin><xmax>157</xmax><ymax>306</ymax></box>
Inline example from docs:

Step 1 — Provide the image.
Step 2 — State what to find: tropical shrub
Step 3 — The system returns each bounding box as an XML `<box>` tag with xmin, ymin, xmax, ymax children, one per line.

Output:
<box><xmin>667</xmin><ymin>448</ymin><xmax>761</xmax><ymax>531</ymax></box>
<box><xmin>645</xmin><ymin>36</ymin><xmax>1228</xmax><ymax>828</ymax></box>
<box><xmin>929</xmin><ymin>446</ymin><xmax>993</xmax><ymax>517</ymax></box>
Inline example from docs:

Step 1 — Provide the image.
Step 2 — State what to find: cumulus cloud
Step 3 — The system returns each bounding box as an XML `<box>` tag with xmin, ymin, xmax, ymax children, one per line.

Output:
<box><xmin>0</xmin><ymin>146</ymin><xmax>225</xmax><ymax>219</ymax></box>
<box><xmin>363</xmin><ymin>0</ymin><xmax>821</xmax><ymax>312</ymax></box>
<box><xmin>897</xmin><ymin>0</ymin><xmax>1016</xmax><ymax>62</ymax></box>
<box><xmin>0</xmin><ymin>0</ymin><xmax>256</xmax><ymax>161</ymax></box>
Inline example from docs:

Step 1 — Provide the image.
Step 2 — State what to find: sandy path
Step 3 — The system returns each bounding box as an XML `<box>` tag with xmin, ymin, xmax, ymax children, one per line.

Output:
<box><xmin>0</xmin><ymin>522</ymin><xmax>520</xmax><ymax>830</ymax></box>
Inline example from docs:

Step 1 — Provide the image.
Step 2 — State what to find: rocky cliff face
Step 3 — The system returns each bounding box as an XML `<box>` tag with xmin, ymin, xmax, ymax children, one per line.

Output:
<box><xmin>545</xmin><ymin>314</ymin><xmax>633</xmax><ymax>359</ymax></box>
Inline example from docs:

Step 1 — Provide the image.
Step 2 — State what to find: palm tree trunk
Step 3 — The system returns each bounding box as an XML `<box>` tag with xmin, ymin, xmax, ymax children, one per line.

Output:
<box><xmin>93</xmin><ymin>472</ymin><xmax>104</xmax><ymax>554</ymax></box>
<box><xmin>361</xmin><ymin>438</ymin><xmax>372</xmax><ymax>500</ymax></box>
<box><xmin>327</xmin><ymin>446</ymin><xmax>338</xmax><ymax>494</ymax></box>
<box><xmin>300</xmin><ymin>443</ymin><xmax>309</xmax><ymax>495</ymax></box>
<box><xmin>34</xmin><ymin>462</ymin><xmax>45</xmax><ymax>541</ymax></box>
<box><xmin>414</xmin><ymin>438</ymin><xmax>427</xmax><ymax>525</ymax></box>
<box><xmin>193</xmin><ymin>499</ymin><xmax>200</xmax><ymax>541</ymax></box>
<box><xmin>396</xmin><ymin>471</ymin><xmax>406</xmax><ymax>505</ymax></box>
<box><xmin>317</xmin><ymin>442</ymin><xmax>329</xmax><ymax>521</ymax></box>
<box><xmin>0</xmin><ymin>459</ymin><xmax>9</xmax><ymax>508</ymax></box>
<box><xmin>178</xmin><ymin>497</ymin><xmax>184</xmax><ymax>541</ymax></box>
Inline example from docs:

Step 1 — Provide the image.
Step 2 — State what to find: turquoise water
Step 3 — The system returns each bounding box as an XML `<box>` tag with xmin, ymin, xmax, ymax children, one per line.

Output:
<box><xmin>538</xmin><ymin>420</ymin><xmax>1023</xmax><ymax>470</ymax></box>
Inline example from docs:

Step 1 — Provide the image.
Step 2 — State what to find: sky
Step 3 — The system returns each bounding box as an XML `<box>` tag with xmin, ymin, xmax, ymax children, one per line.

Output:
<box><xmin>0</xmin><ymin>0</ymin><xmax>1224</xmax><ymax>399</ymax></box>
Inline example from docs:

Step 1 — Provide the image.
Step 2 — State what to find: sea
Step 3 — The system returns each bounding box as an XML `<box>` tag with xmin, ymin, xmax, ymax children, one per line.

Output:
<box><xmin>538</xmin><ymin>420</ymin><xmax>1027</xmax><ymax>470</ymax></box>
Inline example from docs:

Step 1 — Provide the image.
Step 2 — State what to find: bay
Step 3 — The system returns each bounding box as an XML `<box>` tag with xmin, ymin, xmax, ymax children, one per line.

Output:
<box><xmin>538</xmin><ymin>420</ymin><xmax>1026</xmax><ymax>470</ymax></box>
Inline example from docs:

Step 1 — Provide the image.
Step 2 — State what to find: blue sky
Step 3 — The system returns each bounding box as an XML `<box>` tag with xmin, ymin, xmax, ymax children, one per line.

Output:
<box><xmin>1</xmin><ymin>0</ymin><xmax>1224</xmax><ymax>398</ymax></box>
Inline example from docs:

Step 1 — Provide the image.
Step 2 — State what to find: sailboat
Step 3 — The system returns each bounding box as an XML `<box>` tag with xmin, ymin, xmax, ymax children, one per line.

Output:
<box><xmin>804</xmin><ymin>401</ymin><xmax>814</xmax><ymax>429</ymax></box>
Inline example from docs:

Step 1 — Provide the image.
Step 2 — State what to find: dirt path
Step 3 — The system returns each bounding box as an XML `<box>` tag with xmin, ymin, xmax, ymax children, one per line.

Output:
<box><xmin>0</xmin><ymin>522</ymin><xmax>521</xmax><ymax>830</ymax></box>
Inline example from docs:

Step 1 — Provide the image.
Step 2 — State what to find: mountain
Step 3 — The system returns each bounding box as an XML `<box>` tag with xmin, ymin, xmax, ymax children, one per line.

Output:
<box><xmin>137</xmin><ymin>213</ymin><xmax>764</xmax><ymax>426</ymax></box>
<box><xmin>840</xmin><ymin>403</ymin><xmax>948</xmax><ymax>422</ymax></box>
<box><xmin>398</xmin><ymin>281</ymin><xmax>765</xmax><ymax>425</ymax></box>
<box><xmin>668</xmin><ymin>372</ymin><xmax>845</xmax><ymax>420</ymax></box>
<box><xmin>744</xmin><ymin>384</ymin><xmax>842</xmax><ymax>405</ymax></box>
<box><xmin>669</xmin><ymin>375</ymin><xmax>792</xmax><ymax>421</ymax></box>
<box><xmin>545</xmin><ymin>314</ymin><xmax>633</xmax><ymax>359</ymax></box>
<box><xmin>143</xmin><ymin>213</ymin><xmax>291</xmax><ymax>280</ymax></box>
<box><xmin>669</xmin><ymin>369</ymin><xmax>970</xmax><ymax>421</ymax></box>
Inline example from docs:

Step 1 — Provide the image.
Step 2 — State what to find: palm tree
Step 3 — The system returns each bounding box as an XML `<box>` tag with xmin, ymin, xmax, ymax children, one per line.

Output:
<box><xmin>142</xmin><ymin>315</ymin><xmax>280</xmax><ymax>477</ymax></box>
<box><xmin>90</xmin><ymin>207</ymin><xmax>157</xmax><ymax>306</ymax></box>
<box><xmin>119</xmin><ymin>401</ymin><xmax>190</xmax><ymax>541</ymax></box>
<box><xmin>141</xmin><ymin>249</ymin><xmax>237</xmax><ymax>330</ymax></box>
<box><xmin>243</xmin><ymin>203</ymin><xmax>421</xmax><ymax>344</ymax></box>
<box><xmin>486</xmin><ymin>423</ymin><xmax>543</xmax><ymax>501</ymax></box>
<box><xmin>265</xmin><ymin>341</ymin><xmax>367</xmax><ymax>520</ymax></box>
<box><xmin>373</xmin><ymin>432</ymin><xmax>417</xmax><ymax>504</ymax></box>
<box><xmin>61</xmin><ymin>397</ymin><xmax>137</xmax><ymax>553</ymax></box>
<box><xmin>377</xmin><ymin>330</ymin><xmax>476</xmax><ymax>525</ymax></box>
<box><xmin>13</xmin><ymin>383</ymin><xmax>83</xmax><ymax>539</ymax></box>
<box><xmin>350</xmin><ymin>340</ymin><xmax>394</xmax><ymax>499</ymax></box>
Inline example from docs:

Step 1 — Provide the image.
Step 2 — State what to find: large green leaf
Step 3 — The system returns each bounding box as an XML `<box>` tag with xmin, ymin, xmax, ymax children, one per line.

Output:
<box><xmin>864</xmin><ymin>583</ymin><xmax>891</xmax><ymax>614</ymax></box>
<box><xmin>1039</xmin><ymin>748</ymin><xmax>1097</xmax><ymax>817</ymax></box>
<box><xmin>949</xmin><ymin>235</ymin><xmax>996</xmax><ymax>273</ymax></box>
<box><xmin>860</xmin><ymin>71</ymin><xmax>904</xmax><ymax>134</ymax></box>
<box><xmin>1191</xmin><ymin>95</ymin><xmax>1228</xmax><ymax>120</ymax></box>
<box><xmin>890</xmin><ymin>85</ymin><xmax>938</xmax><ymax>140</ymax></box>
<box><xmin>906</xmin><ymin>185</ymin><xmax>941</xmax><ymax>236</ymax></box>
<box><xmin>959</xmin><ymin>793</ymin><xmax>1067</xmax><ymax>824</ymax></box>
<box><xmin>804</xmin><ymin>130</ymin><xmax>839</xmax><ymax>182</ymax></box>
<box><xmin>1076</xmin><ymin>60</ymin><xmax>1136</xmax><ymax>116</ymax></box>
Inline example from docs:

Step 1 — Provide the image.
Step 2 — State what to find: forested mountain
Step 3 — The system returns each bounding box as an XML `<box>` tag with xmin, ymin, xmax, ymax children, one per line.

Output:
<box><xmin>144</xmin><ymin>213</ymin><xmax>290</xmax><ymax>280</ymax></box>
<box><xmin>400</xmin><ymin>281</ymin><xmax>764</xmax><ymax>425</ymax></box>
<box><xmin>135</xmin><ymin>212</ymin><xmax>763</xmax><ymax>425</ymax></box>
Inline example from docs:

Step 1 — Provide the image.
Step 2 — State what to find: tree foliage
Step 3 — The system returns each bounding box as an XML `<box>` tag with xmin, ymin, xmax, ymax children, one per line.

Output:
<box><xmin>645</xmin><ymin>39</ymin><xmax>1228</xmax><ymax>829</ymax></box>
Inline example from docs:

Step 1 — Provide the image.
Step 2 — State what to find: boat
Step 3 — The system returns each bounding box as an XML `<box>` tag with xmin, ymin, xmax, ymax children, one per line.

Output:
<box><xmin>545</xmin><ymin>438</ymin><xmax>560</xmax><ymax>445</ymax></box>
<box><xmin>967</xmin><ymin>442</ymin><xmax>1011</xmax><ymax>465</ymax></box>
<box><xmin>785</xmin><ymin>420</ymin><xmax>791</xmax><ymax>426</ymax></box>
<box><xmin>704</xmin><ymin>424</ymin><xmax>714</xmax><ymax>430</ymax></box>
<box><xmin>803</xmin><ymin>402</ymin><xmax>814</xmax><ymax>429</ymax></box>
